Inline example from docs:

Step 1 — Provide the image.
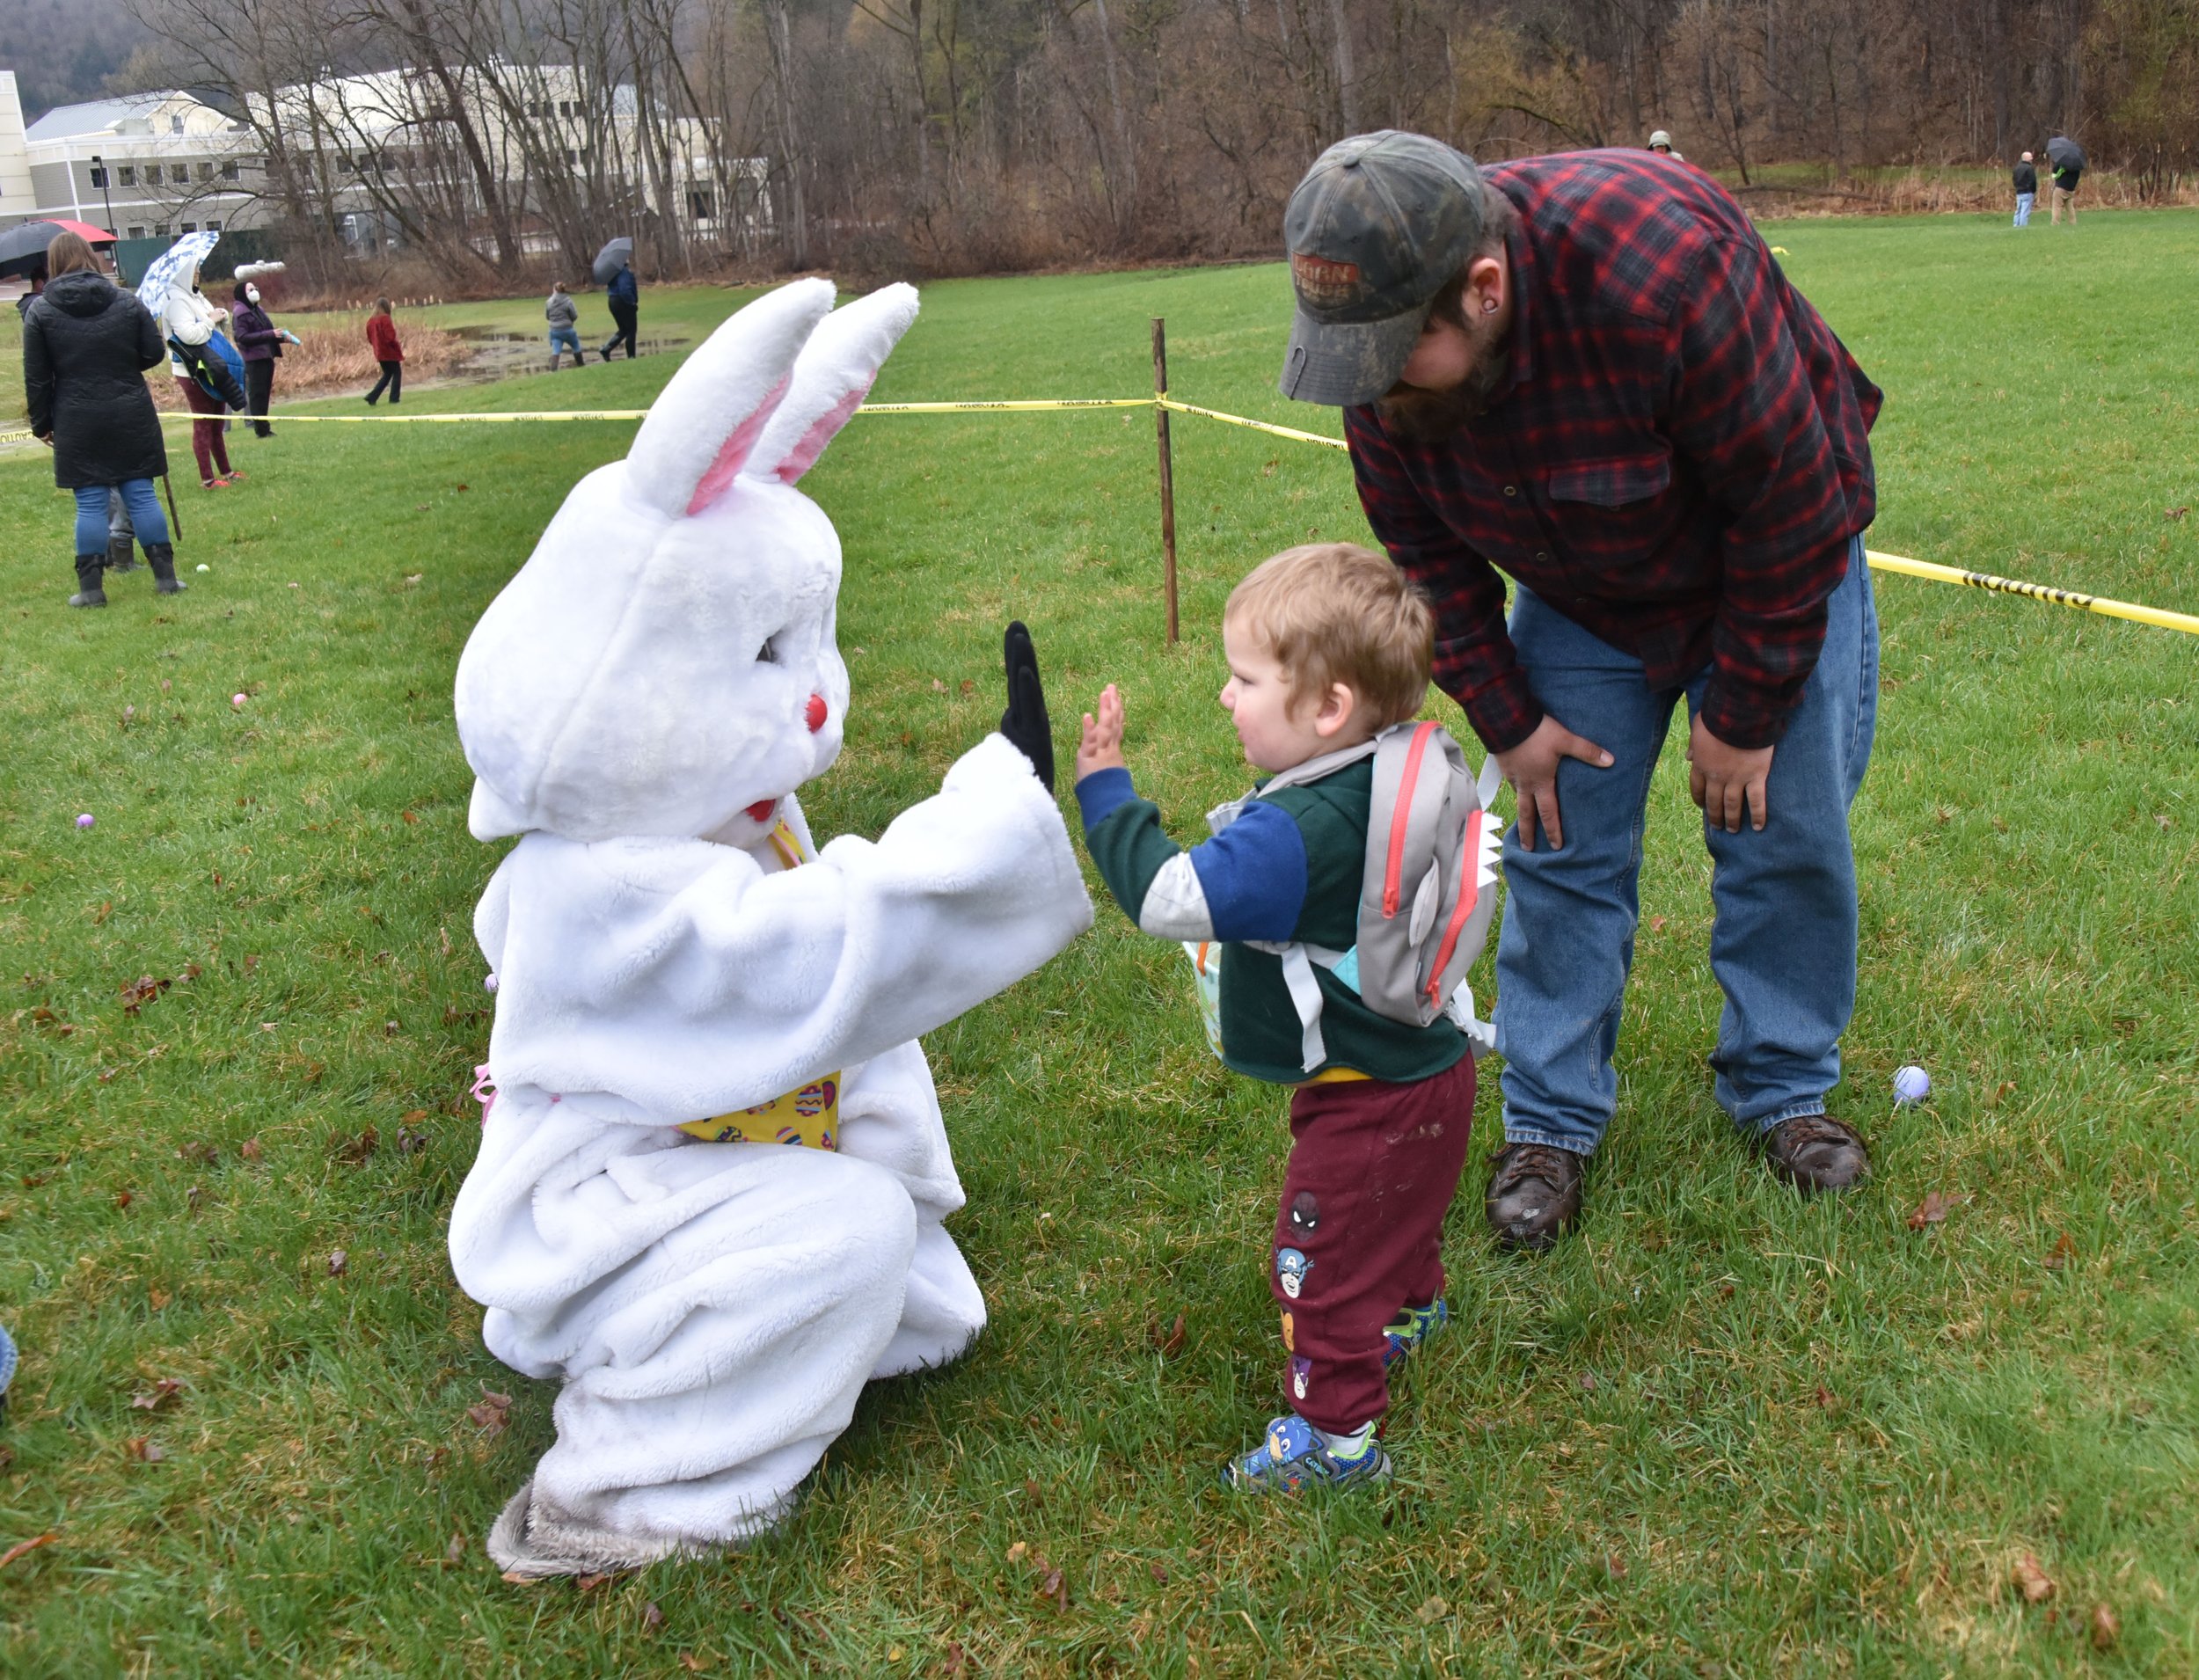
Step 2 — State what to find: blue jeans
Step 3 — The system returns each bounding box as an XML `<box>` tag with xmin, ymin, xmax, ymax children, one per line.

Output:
<box><xmin>2014</xmin><ymin>193</ymin><xmax>2035</xmax><ymax>227</ymax></box>
<box><xmin>75</xmin><ymin>480</ymin><xmax>167</xmax><ymax>555</ymax></box>
<box><xmin>549</xmin><ymin>325</ymin><xmax>581</xmax><ymax>358</ymax></box>
<box><xmin>1493</xmin><ymin>535</ymin><xmax>1877</xmax><ymax>1153</ymax></box>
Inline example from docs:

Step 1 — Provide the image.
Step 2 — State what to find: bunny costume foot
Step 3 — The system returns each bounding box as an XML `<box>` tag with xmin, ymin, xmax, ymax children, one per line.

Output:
<box><xmin>449</xmin><ymin>279</ymin><xmax>1092</xmax><ymax>1574</ymax></box>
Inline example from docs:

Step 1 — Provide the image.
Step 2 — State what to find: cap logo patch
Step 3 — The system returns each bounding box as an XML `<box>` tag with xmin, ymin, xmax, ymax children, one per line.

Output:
<box><xmin>1291</xmin><ymin>252</ymin><xmax>1363</xmax><ymax>307</ymax></box>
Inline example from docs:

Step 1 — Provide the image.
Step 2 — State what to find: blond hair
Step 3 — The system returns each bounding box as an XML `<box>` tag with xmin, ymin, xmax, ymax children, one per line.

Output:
<box><xmin>1224</xmin><ymin>543</ymin><xmax>1432</xmax><ymax>729</ymax></box>
<box><xmin>46</xmin><ymin>230</ymin><xmax>99</xmax><ymax>277</ymax></box>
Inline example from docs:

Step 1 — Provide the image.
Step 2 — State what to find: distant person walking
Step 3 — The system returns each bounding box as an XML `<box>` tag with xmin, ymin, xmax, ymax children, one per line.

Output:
<box><xmin>1647</xmin><ymin>129</ymin><xmax>1684</xmax><ymax>161</ymax></box>
<box><xmin>546</xmin><ymin>281</ymin><xmax>586</xmax><ymax>369</ymax></box>
<box><xmin>230</xmin><ymin>278</ymin><xmax>295</xmax><ymax>435</ymax></box>
<box><xmin>21</xmin><ymin>231</ymin><xmax>185</xmax><ymax>607</ymax></box>
<box><xmin>2013</xmin><ymin>152</ymin><xmax>2038</xmax><ymax>227</ymax></box>
<box><xmin>2049</xmin><ymin>136</ymin><xmax>2083</xmax><ymax>225</ymax></box>
<box><xmin>364</xmin><ymin>298</ymin><xmax>404</xmax><ymax>405</ymax></box>
<box><xmin>601</xmin><ymin>261</ymin><xmax>639</xmax><ymax>361</ymax></box>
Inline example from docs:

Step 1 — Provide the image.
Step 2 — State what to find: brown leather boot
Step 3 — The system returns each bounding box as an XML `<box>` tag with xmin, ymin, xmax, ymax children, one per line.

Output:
<box><xmin>1484</xmin><ymin>1142</ymin><xmax>1584</xmax><ymax>1251</ymax></box>
<box><xmin>1762</xmin><ymin>1113</ymin><xmax>1870</xmax><ymax>1193</ymax></box>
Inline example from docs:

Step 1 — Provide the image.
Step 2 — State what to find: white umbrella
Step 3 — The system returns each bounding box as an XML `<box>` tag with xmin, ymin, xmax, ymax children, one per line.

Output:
<box><xmin>134</xmin><ymin>230</ymin><xmax>223</xmax><ymax>332</ymax></box>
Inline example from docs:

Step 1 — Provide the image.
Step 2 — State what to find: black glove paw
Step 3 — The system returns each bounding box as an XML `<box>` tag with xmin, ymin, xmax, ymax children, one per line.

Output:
<box><xmin>999</xmin><ymin>620</ymin><xmax>1054</xmax><ymax>793</ymax></box>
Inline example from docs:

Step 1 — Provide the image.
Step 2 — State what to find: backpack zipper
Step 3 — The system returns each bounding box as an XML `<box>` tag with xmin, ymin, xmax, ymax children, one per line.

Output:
<box><xmin>1424</xmin><ymin>808</ymin><xmax>1485</xmax><ymax>1004</ymax></box>
<box><xmin>1382</xmin><ymin>721</ymin><xmax>1439</xmax><ymax>917</ymax></box>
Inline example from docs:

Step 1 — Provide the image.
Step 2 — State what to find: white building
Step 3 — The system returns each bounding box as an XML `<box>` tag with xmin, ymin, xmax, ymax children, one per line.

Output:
<box><xmin>4</xmin><ymin>80</ymin><xmax>264</xmax><ymax>240</ymax></box>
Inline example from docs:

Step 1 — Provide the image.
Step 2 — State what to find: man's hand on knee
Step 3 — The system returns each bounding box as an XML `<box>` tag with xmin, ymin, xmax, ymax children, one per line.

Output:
<box><xmin>1494</xmin><ymin>713</ymin><xmax>1613</xmax><ymax>851</ymax></box>
<box><xmin>1686</xmin><ymin>714</ymin><xmax>1774</xmax><ymax>832</ymax></box>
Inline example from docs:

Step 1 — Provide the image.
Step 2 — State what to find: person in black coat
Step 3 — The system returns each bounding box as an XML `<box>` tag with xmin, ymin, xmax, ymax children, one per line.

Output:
<box><xmin>22</xmin><ymin>232</ymin><xmax>184</xmax><ymax>607</ymax></box>
<box><xmin>230</xmin><ymin>279</ymin><xmax>292</xmax><ymax>436</ymax></box>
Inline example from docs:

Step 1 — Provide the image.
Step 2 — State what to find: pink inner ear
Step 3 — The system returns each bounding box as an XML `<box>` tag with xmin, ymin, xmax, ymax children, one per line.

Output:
<box><xmin>776</xmin><ymin>380</ymin><xmax>874</xmax><ymax>485</ymax></box>
<box><xmin>687</xmin><ymin>372</ymin><xmax>792</xmax><ymax>516</ymax></box>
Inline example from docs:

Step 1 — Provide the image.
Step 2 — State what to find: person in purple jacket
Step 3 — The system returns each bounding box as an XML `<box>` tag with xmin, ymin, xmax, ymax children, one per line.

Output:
<box><xmin>230</xmin><ymin>279</ymin><xmax>296</xmax><ymax>437</ymax></box>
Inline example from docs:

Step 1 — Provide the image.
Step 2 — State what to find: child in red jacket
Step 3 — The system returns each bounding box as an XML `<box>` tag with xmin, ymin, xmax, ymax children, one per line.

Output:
<box><xmin>365</xmin><ymin>298</ymin><xmax>403</xmax><ymax>405</ymax></box>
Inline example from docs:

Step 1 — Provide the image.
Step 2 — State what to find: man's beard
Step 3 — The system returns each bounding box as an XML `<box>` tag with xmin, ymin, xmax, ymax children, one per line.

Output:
<box><xmin>1376</xmin><ymin>317</ymin><xmax>1509</xmax><ymax>442</ymax></box>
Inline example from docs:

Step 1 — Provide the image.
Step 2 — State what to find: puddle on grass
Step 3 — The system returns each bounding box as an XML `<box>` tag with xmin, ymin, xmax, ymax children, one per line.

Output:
<box><xmin>447</xmin><ymin>324</ymin><xmax>689</xmax><ymax>380</ymax></box>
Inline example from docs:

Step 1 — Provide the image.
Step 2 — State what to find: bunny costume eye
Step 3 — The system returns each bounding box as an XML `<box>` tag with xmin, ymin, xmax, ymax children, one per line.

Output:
<box><xmin>455</xmin><ymin>279</ymin><xmax>920</xmax><ymax>844</ymax></box>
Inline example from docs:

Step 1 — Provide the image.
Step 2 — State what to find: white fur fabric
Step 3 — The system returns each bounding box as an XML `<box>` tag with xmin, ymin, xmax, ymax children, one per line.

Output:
<box><xmin>446</xmin><ymin>281</ymin><xmax>1093</xmax><ymax>1574</ymax></box>
<box><xmin>449</xmin><ymin>744</ymin><xmax>1089</xmax><ymax>1564</ymax></box>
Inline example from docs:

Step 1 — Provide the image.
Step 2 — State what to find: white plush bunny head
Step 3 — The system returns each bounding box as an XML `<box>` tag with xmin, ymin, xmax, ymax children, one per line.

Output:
<box><xmin>455</xmin><ymin>279</ymin><xmax>919</xmax><ymax>844</ymax></box>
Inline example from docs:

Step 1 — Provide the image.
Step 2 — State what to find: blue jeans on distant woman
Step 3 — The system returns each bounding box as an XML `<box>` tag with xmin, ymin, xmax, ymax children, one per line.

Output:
<box><xmin>76</xmin><ymin>479</ymin><xmax>167</xmax><ymax>557</ymax></box>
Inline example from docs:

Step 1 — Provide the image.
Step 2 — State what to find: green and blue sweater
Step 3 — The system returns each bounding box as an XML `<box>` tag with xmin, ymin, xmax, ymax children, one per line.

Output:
<box><xmin>1077</xmin><ymin>760</ymin><xmax>1469</xmax><ymax>1086</ymax></box>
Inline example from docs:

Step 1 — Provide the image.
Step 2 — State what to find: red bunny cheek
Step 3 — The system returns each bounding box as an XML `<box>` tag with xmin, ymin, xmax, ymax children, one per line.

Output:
<box><xmin>805</xmin><ymin>693</ymin><xmax>828</xmax><ymax>733</ymax></box>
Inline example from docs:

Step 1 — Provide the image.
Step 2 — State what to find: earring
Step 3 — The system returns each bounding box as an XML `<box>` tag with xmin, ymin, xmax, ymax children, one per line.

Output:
<box><xmin>1482</xmin><ymin>299</ymin><xmax>1498</xmax><ymax>313</ymax></box>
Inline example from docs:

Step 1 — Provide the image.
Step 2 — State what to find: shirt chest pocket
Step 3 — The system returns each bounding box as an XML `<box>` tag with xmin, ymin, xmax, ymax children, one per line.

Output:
<box><xmin>1545</xmin><ymin>452</ymin><xmax>1672</xmax><ymax>508</ymax></box>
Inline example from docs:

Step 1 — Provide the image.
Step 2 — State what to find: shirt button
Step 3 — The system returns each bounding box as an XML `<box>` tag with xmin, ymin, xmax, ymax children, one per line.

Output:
<box><xmin>1535</xmin><ymin>551</ymin><xmax>1551</xmax><ymax>563</ymax></box>
<box><xmin>1502</xmin><ymin>484</ymin><xmax>1518</xmax><ymax>497</ymax></box>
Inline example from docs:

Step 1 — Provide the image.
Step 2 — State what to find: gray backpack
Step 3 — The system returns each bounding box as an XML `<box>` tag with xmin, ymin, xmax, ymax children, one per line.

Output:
<box><xmin>1201</xmin><ymin>719</ymin><xmax>1504</xmax><ymax>1073</ymax></box>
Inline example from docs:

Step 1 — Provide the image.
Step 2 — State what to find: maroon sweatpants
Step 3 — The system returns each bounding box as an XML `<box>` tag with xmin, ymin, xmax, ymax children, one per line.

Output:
<box><xmin>178</xmin><ymin>378</ymin><xmax>230</xmax><ymax>483</ymax></box>
<box><xmin>1271</xmin><ymin>1054</ymin><xmax>1476</xmax><ymax>1435</ymax></box>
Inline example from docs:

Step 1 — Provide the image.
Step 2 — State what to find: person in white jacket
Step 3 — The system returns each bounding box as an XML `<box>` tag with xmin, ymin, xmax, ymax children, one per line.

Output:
<box><xmin>448</xmin><ymin>278</ymin><xmax>1092</xmax><ymax>1578</ymax></box>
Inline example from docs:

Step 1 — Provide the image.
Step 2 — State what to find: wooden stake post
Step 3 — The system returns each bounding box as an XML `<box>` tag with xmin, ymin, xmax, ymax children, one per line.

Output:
<box><xmin>1151</xmin><ymin>318</ymin><xmax>1180</xmax><ymax>643</ymax></box>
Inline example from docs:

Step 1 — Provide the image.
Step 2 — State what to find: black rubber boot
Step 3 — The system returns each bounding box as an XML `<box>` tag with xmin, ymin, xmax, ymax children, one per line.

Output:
<box><xmin>69</xmin><ymin>554</ymin><xmax>108</xmax><ymax>608</ymax></box>
<box><xmin>106</xmin><ymin>532</ymin><xmax>140</xmax><ymax>573</ymax></box>
<box><xmin>147</xmin><ymin>543</ymin><xmax>186</xmax><ymax>595</ymax></box>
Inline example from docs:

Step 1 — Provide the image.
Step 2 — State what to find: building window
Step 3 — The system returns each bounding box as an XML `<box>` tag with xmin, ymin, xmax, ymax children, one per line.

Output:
<box><xmin>197</xmin><ymin>161</ymin><xmax>213</xmax><ymax>180</ymax></box>
<box><xmin>90</xmin><ymin>165</ymin><xmax>107</xmax><ymax>187</ymax></box>
<box><xmin>689</xmin><ymin>188</ymin><xmax>715</xmax><ymax>222</ymax></box>
<box><xmin>170</xmin><ymin>164</ymin><xmax>189</xmax><ymax>184</ymax></box>
<box><xmin>564</xmin><ymin>147</ymin><xmax>577</xmax><ymax>164</ymax></box>
<box><xmin>559</xmin><ymin>99</ymin><xmax>573</xmax><ymax>117</ymax></box>
<box><xmin>171</xmin><ymin>114</ymin><xmax>185</xmax><ymax>134</ymax></box>
<box><xmin>207</xmin><ymin>219</ymin><xmax>221</xmax><ymax>232</ymax></box>
<box><xmin>154</xmin><ymin>223</ymin><xmax>168</xmax><ymax>236</ymax></box>
<box><xmin>181</xmin><ymin>222</ymin><xmax>197</xmax><ymax>233</ymax></box>
<box><xmin>222</xmin><ymin>160</ymin><xmax>239</xmax><ymax>180</ymax></box>
<box><xmin>128</xmin><ymin>225</ymin><xmax>145</xmax><ymax>239</ymax></box>
<box><xmin>118</xmin><ymin>164</ymin><xmax>136</xmax><ymax>186</ymax></box>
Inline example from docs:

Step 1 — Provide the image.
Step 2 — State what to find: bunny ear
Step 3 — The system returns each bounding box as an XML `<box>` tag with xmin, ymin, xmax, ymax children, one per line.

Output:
<box><xmin>625</xmin><ymin>278</ymin><xmax>836</xmax><ymax>517</ymax></box>
<box><xmin>748</xmin><ymin>283</ymin><xmax>921</xmax><ymax>486</ymax></box>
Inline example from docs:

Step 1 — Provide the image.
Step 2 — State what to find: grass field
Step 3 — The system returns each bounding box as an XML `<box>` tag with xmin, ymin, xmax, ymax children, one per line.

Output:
<box><xmin>2</xmin><ymin>209</ymin><xmax>2196</xmax><ymax>1676</ymax></box>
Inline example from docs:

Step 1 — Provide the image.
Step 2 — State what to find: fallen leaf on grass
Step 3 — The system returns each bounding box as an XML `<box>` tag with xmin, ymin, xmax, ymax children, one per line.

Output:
<box><xmin>130</xmin><ymin>1377</ymin><xmax>184</xmax><ymax>1412</ymax></box>
<box><xmin>677</xmin><ymin>1654</ymin><xmax>714</xmax><ymax>1673</ymax></box>
<box><xmin>332</xmin><ymin>1128</ymin><xmax>379</xmax><ymax>1165</ymax></box>
<box><xmin>1150</xmin><ymin>1311</ymin><xmax>1187</xmax><ymax>1358</ymax></box>
<box><xmin>126</xmin><ymin>1436</ymin><xmax>166</xmax><ymax>1463</ymax></box>
<box><xmin>1648</xmin><ymin>915</ymin><xmax>1668</xmax><ymax>931</ymax></box>
<box><xmin>113</xmin><ymin>1190</ymin><xmax>132</xmax><ymax>1209</ymax></box>
<box><xmin>148</xmin><ymin>1289</ymin><xmax>171</xmax><ymax>1310</ymax></box>
<box><xmin>1034</xmin><ymin>1565</ymin><xmax>1068</xmax><ymax>1611</ymax></box>
<box><xmin>1814</xmin><ymin>1385</ymin><xmax>1838</xmax><ymax>1410</ymax></box>
<box><xmin>2090</xmin><ymin>1602</ymin><xmax>2120</xmax><ymax>1650</ymax></box>
<box><xmin>326</xmin><ymin>1249</ymin><xmax>347</xmax><ymax>1276</ymax></box>
<box><xmin>942</xmin><ymin>1643</ymin><xmax>968</xmax><ymax>1676</ymax></box>
<box><xmin>1907</xmin><ymin>1190</ymin><xmax>1966</xmax><ymax>1231</ymax></box>
<box><xmin>2166</xmin><ymin>506</ymin><xmax>2188</xmax><ymax>521</ymax></box>
<box><xmin>401</xmin><ymin>810</ymin><xmax>420</xmax><ymax>825</ymax></box>
<box><xmin>1416</xmin><ymin>1595</ymin><xmax>1449</xmax><ymax>1624</ymax></box>
<box><xmin>1005</xmin><ymin>1540</ymin><xmax>1027</xmax><ymax>1564</ymax></box>
<box><xmin>931</xmin><ymin>679</ymin><xmax>947</xmax><ymax>694</ymax></box>
<box><xmin>1149</xmin><ymin>1561</ymin><xmax>1168</xmax><ymax>1583</ymax></box>
<box><xmin>466</xmin><ymin>1386</ymin><xmax>514</xmax><ymax>1436</ymax></box>
<box><xmin>2012</xmin><ymin>1552</ymin><xmax>2055</xmax><ymax>1603</ymax></box>
<box><xmin>643</xmin><ymin>1601</ymin><xmax>665</xmax><ymax>1630</ymax></box>
<box><xmin>1605</xmin><ymin>1551</ymin><xmax>1628</xmax><ymax>1580</ymax></box>
<box><xmin>1577</xmin><ymin>1370</ymin><xmax>1598</xmax><ymax>1393</ymax></box>
<box><xmin>119</xmin><ymin>974</ymin><xmax>173</xmax><ymax>1015</ymax></box>
<box><xmin>0</xmin><ymin>1532</ymin><xmax>59</xmax><ymax>1570</ymax></box>
<box><xmin>2045</xmin><ymin>1232</ymin><xmax>2076</xmax><ymax>1270</ymax></box>
<box><xmin>444</xmin><ymin>1533</ymin><xmax>466</xmax><ymax>1566</ymax></box>
<box><xmin>397</xmin><ymin>1128</ymin><xmax>429</xmax><ymax>1157</ymax></box>
<box><xmin>239</xmin><ymin>1138</ymin><xmax>262</xmax><ymax>1163</ymax></box>
<box><xmin>178</xmin><ymin>1140</ymin><xmax>217</xmax><ymax>1165</ymax></box>
<box><xmin>576</xmin><ymin>1570</ymin><xmax>624</xmax><ymax>1591</ymax></box>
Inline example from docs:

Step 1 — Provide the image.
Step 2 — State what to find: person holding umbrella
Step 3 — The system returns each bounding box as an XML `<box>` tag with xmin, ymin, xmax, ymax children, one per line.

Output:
<box><xmin>2047</xmin><ymin>135</ymin><xmax>2085</xmax><ymax>226</ymax></box>
<box><xmin>595</xmin><ymin>238</ymin><xmax>639</xmax><ymax>361</ymax></box>
<box><xmin>20</xmin><ymin>232</ymin><xmax>186</xmax><ymax>608</ymax></box>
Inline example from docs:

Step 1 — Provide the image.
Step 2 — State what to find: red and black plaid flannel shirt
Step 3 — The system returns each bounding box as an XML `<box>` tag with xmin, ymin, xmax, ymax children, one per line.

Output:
<box><xmin>1346</xmin><ymin>150</ymin><xmax>1883</xmax><ymax>753</ymax></box>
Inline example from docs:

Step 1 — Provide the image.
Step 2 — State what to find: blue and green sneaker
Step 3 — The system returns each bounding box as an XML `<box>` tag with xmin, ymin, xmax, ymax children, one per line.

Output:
<box><xmin>1382</xmin><ymin>1297</ymin><xmax>1448</xmax><ymax>1368</ymax></box>
<box><xmin>1224</xmin><ymin>1414</ymin><xmax>1391</xmax><ymax>1494</ymax></box>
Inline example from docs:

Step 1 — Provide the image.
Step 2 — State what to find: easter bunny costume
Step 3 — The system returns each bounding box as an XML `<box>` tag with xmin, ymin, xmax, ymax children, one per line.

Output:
<box><xmin>448</xmin><ymin>280</ymin><xmax>1092</xmax><ymax>1576</ymax></box>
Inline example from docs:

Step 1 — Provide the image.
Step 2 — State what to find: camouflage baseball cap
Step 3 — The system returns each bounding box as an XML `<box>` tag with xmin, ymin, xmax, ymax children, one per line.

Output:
<box><xmin>1278</xmin><ymin>131</ymin><xmax>1489</xmax><ymax>405</ymax></box>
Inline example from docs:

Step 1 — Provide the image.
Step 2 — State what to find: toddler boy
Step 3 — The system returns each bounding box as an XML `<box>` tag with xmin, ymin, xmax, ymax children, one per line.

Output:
<box><xmin>1075</xmin><ymin>543</ymin><xmax>1478</xmax><ymax>1492</ymax></box>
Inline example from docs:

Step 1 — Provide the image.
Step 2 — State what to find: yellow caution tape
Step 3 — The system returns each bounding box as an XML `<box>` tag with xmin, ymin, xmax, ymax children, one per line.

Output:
<box><xmin>91</xmin><ymin>391</ymin><xmax>2199</xmax><ymax>640</ymax></box>
<box><xmin>0</xmin><ymin>426</ymin><xmax>39</xmax><ymax>447</ymax></box>
<box><xmin>1864</xmin><ymin>549</ymin><xmax>2199</xmax><ymax>637</ymax></box>
<box><xmin>1157</xmin><ymin>396</ymin><xmax>1348</xmax><ymax>450</ymax></box>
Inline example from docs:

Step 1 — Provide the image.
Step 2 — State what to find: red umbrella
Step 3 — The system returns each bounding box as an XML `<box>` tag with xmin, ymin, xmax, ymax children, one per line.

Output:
<box><xmin>45</xmin><ymin>218</ymin><xmax>118</xmax><ymax>244</ymax></box>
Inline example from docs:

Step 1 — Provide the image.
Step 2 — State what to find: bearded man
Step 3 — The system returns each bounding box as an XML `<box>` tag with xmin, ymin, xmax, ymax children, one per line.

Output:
<box><xmin>1279</xmin><ymin>132</ymin><xmax>1884</xmax><ymax>1249</ymax></box>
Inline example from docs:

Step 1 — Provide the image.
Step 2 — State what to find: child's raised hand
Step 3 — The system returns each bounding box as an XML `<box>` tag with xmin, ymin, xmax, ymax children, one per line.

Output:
<box><xmin>1076</xmin><ymin>684</ymin><xmax>1128</xmax><ymax>781</ymax></box>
